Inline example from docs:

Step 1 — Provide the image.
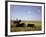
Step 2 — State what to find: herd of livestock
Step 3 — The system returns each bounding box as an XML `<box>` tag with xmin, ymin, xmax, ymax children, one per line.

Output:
<box><xmin>11</xmin><ymin>19</ymin><xmax>35</xmax><ymax>28</ymax></box>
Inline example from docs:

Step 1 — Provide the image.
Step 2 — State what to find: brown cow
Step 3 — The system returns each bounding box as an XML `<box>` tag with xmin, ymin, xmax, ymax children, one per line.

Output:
<box><xmin>27</xmin><ymin>24</ymin><xmax>35</xmax><ymax>27</ymax></box>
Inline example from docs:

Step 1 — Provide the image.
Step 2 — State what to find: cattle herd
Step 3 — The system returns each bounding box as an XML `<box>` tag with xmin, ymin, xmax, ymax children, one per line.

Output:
<box><xmin>11</xmin><ymin>20</ymin><xmax>35</xmax><ymax>28</ymax></box>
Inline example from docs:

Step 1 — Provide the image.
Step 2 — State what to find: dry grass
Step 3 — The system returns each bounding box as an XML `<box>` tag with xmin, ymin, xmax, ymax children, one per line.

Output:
<box><xmin>11</xmin><ymin>21</ymin><xmax>42</xmax><ymax>32</ymax></box>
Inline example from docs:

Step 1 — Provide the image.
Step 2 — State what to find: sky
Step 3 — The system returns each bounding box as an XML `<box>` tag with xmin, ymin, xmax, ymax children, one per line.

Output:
<box><xmin>10</xmin><ymin>5</ymin><xmax>42</xmax><ymax>21</ymax></box>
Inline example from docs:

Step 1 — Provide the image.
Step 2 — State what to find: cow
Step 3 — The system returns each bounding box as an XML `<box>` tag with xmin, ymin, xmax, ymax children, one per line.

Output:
<box><xmin>16</xmin><ymin>23</ymin><xmax>25</xmax><ymax>27</ymax></box>
<box><xmin>27</xmin><ymin>24</ymin><xmax>35</xmax><ymax>28</ymax></box>
<box><xmin>13</xmin><ymin>19</ymin><xmax>25</xmax><ymax>27</ymax></box>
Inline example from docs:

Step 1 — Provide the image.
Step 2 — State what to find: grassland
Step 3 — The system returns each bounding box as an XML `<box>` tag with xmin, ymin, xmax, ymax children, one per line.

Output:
<box><xmin>11</xmin><ymin>20</ymin><xmax>42</xmax><ymax>32</ymax></box>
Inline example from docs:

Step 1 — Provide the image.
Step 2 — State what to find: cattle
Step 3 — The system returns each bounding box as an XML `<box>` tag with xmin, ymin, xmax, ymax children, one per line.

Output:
<box><xmin>13</xmin><ymin>20</ymin><xmax>25</xmax><ymax>27</ymax></box>
<box><xmin>16</xmin><ymin>23</ymin><xmax>25</xmax><ymax>27</ymax></box>
<box><xmin>13</xmin><ymin>19</ymin><xmax>35</xmax><ymax>27</ymax></box>
<box><xmin>27</xmin><ymin>24</ymin><xmax>35</xmax><ymax>28</ymax></box>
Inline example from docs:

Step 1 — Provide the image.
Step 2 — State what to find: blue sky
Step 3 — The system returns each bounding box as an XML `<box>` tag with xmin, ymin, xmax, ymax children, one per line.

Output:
<box><xmin>10</xmin><ymin>5</ymin><xmax>42</xmax><ymax>21</ymax></box>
